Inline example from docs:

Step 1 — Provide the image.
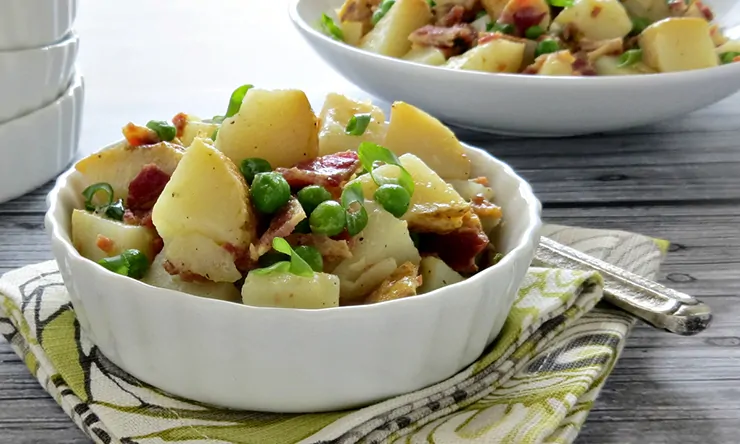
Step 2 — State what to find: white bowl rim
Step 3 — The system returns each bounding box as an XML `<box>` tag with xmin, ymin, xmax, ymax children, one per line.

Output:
<box><xmin>46</xmin><ymin>140</ymin><xmax>542</xmax><ymax>315</ymax></box>
<box><xmin>0</xmin><ymin>31</ymin><xmax>78</xmax><ymax>55</ymax></box>
<box><xmin>288</xmin><ymin>0</ymin><xmax>740</xmax><ymax>84</ymax></box>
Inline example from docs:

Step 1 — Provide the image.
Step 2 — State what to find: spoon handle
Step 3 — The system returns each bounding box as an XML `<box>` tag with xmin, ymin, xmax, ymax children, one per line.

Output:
<box><xmin>533</xmin><ymin>236</ymin><xmax>712</xmax><ymax>336</ymax></box>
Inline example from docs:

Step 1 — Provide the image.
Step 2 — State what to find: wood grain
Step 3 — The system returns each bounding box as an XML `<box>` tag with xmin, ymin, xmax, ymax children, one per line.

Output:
<box><xmin>1</xmin><ymin>0</ymin><xmax>739</xmax><ymax>443</ymax></box>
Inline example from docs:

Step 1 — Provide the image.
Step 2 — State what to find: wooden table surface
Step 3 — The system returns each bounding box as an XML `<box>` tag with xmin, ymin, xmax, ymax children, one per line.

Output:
<box><xmin>2</xmin><ymin>1</ymin><xmax>739</xmax><ymax>443</ymax></box>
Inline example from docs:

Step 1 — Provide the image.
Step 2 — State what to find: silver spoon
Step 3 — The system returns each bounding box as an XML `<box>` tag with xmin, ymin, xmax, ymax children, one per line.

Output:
<box><xmin>532</xmin><ymin>236</ymin><xmax>712</xmax><ymax>336</ymax></box>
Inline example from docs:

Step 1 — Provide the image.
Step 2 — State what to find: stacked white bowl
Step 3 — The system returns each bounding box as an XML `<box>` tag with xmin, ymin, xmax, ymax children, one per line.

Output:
<box><xmin>0</xmin><ymin>0</ymin><xmax>83</xmax><ymax>204</ymax></box>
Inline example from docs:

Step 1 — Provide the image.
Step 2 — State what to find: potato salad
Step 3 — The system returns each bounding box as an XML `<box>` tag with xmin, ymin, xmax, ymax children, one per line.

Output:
<box><xmin>71</xmin><ymin>86</ymin><xmax>504</xmax><ymax>309</ymax></box>
<box><xmin>320</xmin><ymin>0</ymin><xmax>740</xmax><ymax>75</ymax></box>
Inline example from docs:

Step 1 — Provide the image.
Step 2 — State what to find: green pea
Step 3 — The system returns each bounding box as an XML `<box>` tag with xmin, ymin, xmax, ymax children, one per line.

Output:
<box><xmin>98</xmin><ymin>249</ymin><xmax>149</xmax><ymax>279</ymax></box>
<box><xmin>145</xmin><ymin>120</ymin><xmax>177</xmax><ymax>142</ymax></box>
<box><xmin>297</xmin><ymin>185</ymin><xmax>333</xmax><ymax>215</ymax></box>
<box><xmin>535</xmin><ymin>39</ymin><xmax>560</xmax><ymax>57</ymax></box>
<box><xmin>374</xmin><ymin>184</ymin><xmax>410</xmax><ymax>218</ymax></box>
<box><xmin>240</xmin><ymin>158</ymin><xmax>272</xmax><ymax>185</ymax></box>
<box><xmin>309</xmin><ymin>201</ymin><xmax>346</xmax><ymax>236</ymax></box>
<box><xmin>251</xmin><ymin>172</ymin><xmax>291</xmax><ymax>214</ymax></box>
<box><xmin>525</xmin><ymin>25</ymin><xmax>544</xmax><ymax>40</ymax></box>
<box><xmin>294</xmin><ymin>245</ymin><xmax>323</xmax><ymax>272</ymax></box>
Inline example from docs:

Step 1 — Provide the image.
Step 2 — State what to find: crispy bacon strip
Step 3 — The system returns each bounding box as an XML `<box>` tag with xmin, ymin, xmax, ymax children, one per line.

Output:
<box><xmin>477</xmin><ymin>31</ymin><xmax>528</xmax><ymax>46</ymax></box>
<box><xmin>418</xmin><ymin>212</ymin><xmax>489</xmax><ymax>273</ymax></box>
<box><xmin>277</xmin><ymin>151</ymin><xmax>360</xmax><ymax>196</ymax></box>
<box><xmin>255</xmin><ymin>197</ymin><xmax>306</xmax><ymax>257</ymax></box>
<box><xmin>122</xmin><ymin>123</ymin><xmax>159</xmax><ymax>147</ymax></box>
<box><xmin>127</xmin><ymin>164</ymin><xmax>171</xmax><ymax>212</ymax></box>
<box><xmin>172</xmin><ymin>112</ymin><xmax>188</xmax><ymax>138</ymax></box>
<box><xmin>96</xmin><ymin>235</ymin><xmax>115</xmax><ymax>254</ymax></box>
<box><xmin>571</xmin><ymin>56</ymin><xmax>597</xmax><ymax>76</ymax></box>
<box><xmin>409</xmin><ymin>24</ymin><xmax>477</xmax><ymax>49</ymax></box>
<box><xmin>364</xmin><ymin>262</ymin><xmax>421</xmax><ymax>304</ymax></box>
<box><xmin>500</xmin><ymin>4</ymin><xmax>546</xmax><ymax>36</ymax></box>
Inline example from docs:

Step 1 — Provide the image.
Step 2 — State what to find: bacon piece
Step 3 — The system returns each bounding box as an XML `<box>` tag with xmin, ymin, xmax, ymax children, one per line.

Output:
<box><xmin>277</xmin><ymin>151</ymin><xmax>360</xmax><ymax>196</ymax></box>
<box><xmin>364</xmin><ymin>262</ymin><xmax>421</xmax><ymax>304</ymax></box>
<box><xmin>123</xmin><ymin>209</ymin><xmax>154</xmax><ymax>227</ymax></box>
<box><xmin>571</xmin><ymin>56</ymin><xmax>597</xmax><ymax>76</ymax></box>
<box><xmin>667</xmin><ymin>0</ymin><xmax>688</xmax><ymax>15</ymax></box>
<box><xmin>437</xmin><ymin>5</ymin><xmax>466</xmax><ymax>26</ymax></box>
<box><xmin>471</xmin><ymin>194</ymin><xmax>502</xmax><ymax>219</ymax></box>
<box><xmin>162</xmin><ymin>260</ymin><xmax>209</xmax><ymax>282</ymax></box>
<box><xmin>255</xmin><ymin>197</ymin><xmax>306</xmax><ymax>256</ymax></box>
<box><xmin>500</xmin><ymin>4</ymin><xmax>546</xmax><ymax>36</ymax></box>
<box><xmin>477</xmin><ymin>31</ymin><xmax>528</xmax><ymax>46</ymax></box>
<box><xmin>172</xmin><ymin>112</ymin><xmax>188</xmax><ymax>138</ymax></box>
<box><xmin>590</xmin><ymin>5</ymin><xmax>602</xmax><ymax>17</ymax></box>
<box><xmin>581</xmin><ymin>38</ymin><xmax>623</xmax><ymax>63</ymax></box>
<box><xmin>418</xmin><ymin>212</ymin><xmax>489</xmax><ymax>273</ymax></box>
<box><xmin>127</xmin><ymin>164</ymin><xmax>171</xmax><ymax>212</ymax></box>
<box><xmin>409</xmin><ymin>24</ymin><xmax>477</xmax><ymax>49</ymax></box>
<box><xmin>223</xmin><ymin>242</ymin><xmax>257</xmax><ymax>273</ymax></box>
<box><xmin>286</xmin><ymin>233</ymin><xmax>353</xmax><ymax>260</ymax></box>
<box><xmin>338</xmin><ymin>0</ymin><xmax>381</xmax><ymax>24</ymax></box>
<box><xmin>96</xmin><ymin>235</ymin><xmax>115</xmax><ymax>254</ymax></box>
<box><xmin>122</xmin><ymin>122</ymin><xmax>159</xmax><ymax>147</ymax></box>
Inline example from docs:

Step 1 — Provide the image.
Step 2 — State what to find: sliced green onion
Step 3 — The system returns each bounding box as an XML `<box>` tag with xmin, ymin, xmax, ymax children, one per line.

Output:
<box><xmin>618</xmin><ymin>49</ymin><xmax>642</xmax><ymax>68</ymax></box>
<box><xmin>145</xmin><ymin>120</ymin><xmax>177</xmax><ymax>142</ymax></box>
<box><xmin>492</xmin><ymin>252</ymin><xmax>504</xmax><ymax>264</ymax></box>
<box><xmin>427</xmin><ymin>0</ymin><xmax>436</xmax><ymax>7</ymax></box>
<box><xmin>345</xmin><ymin>113</ymin><xmax>372</xmax><ymax>136</ymax></box>
<box><xmin>273</xmin><ymin>237</ymin><xmax>314</xmax><ymax>277</ymax></box>
<box><xmin>486</xmin><ymin>22</ymin><xmax>515</xmax><ymax>34</ymax></box>
<box><xmin>720</xmin><ymin>51</ymin><xmax>740</xmax><ymax>64</ymax></box>
<box><xmin>211</xmin><ymin>128</ymin><xmax>219</xmax><ymax>141</ymax></box>
<box><xmin>213</xmin><ymin>84</ymin><xmax>254</xmax><ymax>122</ymax></box>
<box><xmin>357</xmin><ymin>142</ymin><xmax>415</xmax><ymax>195</ymax></box>
<box><xmin>82</xmin><ymin>182</ymin><xmax>114</xmax><ymax>211</ymax></box>
<box><xmin>372</xmin><ymin>0</ymin><xmax>395</xmax><ymax>25</ymax></box>
<box><xmin>258</xmin><ymin>250</ymin><xmax>289</xmax><ymax>268</ymax></box>
<box><xmin>525</xmin><ymin>25</ymin><xmax>545</xmax><ymax>40</ymax></box>
<box><xmin>98</xmin><ymin>249</ymin><xmax>149</xmax><ymax>279</ymax></box>
<box><xmin>341</xmin><ymin>182</ymin><xmax>368</xmax><ymax>236</ymax></box>
<box><xmin>320</xmin><ymin>13</ymin><xmax>344</xmax><ymax>41</ymax></box>
<box><xmin>535</xmin><ymin>39</ymin><xmax>560</xmax><ymax>57</ymax></box>
<box><xmin>547</xmin><ymin>0</ymin><xmax>574</xmax><ymax>7</ymax></box>
<box><xmin>475</xmin><ymin>10</ymin><xmax>487</xmax><ymax>19</ymax></box>
<box><xmin>105</xmin><ymin>199</ymin><xmax>125</xmax><ymax>221</ymax></box>
<box><xmin>250</xmin><ymin>261</ymin><xmax>291</xmax><ymax>276</ymax></box>
<box><xmin>630</xmin><ymin>17</ymin><xmax>651</xmax><ymax>35</ymax></box>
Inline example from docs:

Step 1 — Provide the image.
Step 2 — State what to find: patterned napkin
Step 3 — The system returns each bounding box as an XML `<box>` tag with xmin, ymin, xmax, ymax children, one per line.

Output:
<box><xmin>0</xmin><ymin>224</ymin><xmax>666</xmax><ymax>444</ymax></box>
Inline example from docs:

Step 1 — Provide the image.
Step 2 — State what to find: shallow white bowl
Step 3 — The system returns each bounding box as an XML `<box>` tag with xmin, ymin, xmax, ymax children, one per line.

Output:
<box><xmin>290</xmin><ymin>0</ymin><xmax>740</xmax><ymax>137</ymax></box>
<box><xmin>0</xmin><ymin>0</ymin><xmax>78</xmax><ymax>51</ymax></box>
<box><xmin>0</xmin><ymin>72</ymin><xmax>84</xmax><ymax>204</ymax></box>
<box><xmin>46</xmin><ymin>140</ymin><xmax>541</xmax><ymax>412</ymax></box>
<box><xmin>0</xmin><ymin>32</ymin><xmax>78</xmax><ymax>124</ymax></box>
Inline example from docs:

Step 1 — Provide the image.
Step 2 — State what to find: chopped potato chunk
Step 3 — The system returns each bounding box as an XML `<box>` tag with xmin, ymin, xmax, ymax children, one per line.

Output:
<box><xmin>639</xmin><ymin>17</ymin><xmax>718</xmax><ymax>72</ymax></box>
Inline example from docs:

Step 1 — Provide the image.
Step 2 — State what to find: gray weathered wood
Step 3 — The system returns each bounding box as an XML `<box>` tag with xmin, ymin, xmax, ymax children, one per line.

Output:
<box><xmin>1</xmin><ymin>0</ymin><xmax>739</xmax><ymax>442</ymax></box>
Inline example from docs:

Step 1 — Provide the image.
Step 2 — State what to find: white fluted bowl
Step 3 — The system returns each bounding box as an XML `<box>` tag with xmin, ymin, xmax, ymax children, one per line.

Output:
<box><xmin>0</xmin><ymin>0</ymin><xmax>77</xmax><ymax>51</ymax></box>
<box><xmin>46</xmin><ymin>141</ymin><xmax>541</xmax><ymax>412</ymax></box>
<box><xmin>0</xmin><ymin>72</ymin><xmax>84</xmax><ymax>204</ymax></box>
<box><xmin>290</xmin><ymin>0</ymin><xmax>740</xmax><ymax>137</ymax></box>
<box><xmin>0</xmin><ymin>33</ymin><xmax>79</xmax><ymax>124</ymax></box>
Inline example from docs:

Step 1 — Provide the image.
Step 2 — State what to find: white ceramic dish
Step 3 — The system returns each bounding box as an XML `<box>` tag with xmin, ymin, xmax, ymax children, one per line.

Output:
<box><xmin>0</xmin><ymin>0</ymin><xmax>78</xmax><ymax>51</ymax></box>
<box><xmin>290</xmin><ymin>0</ymin><xmax>740</xmax><ymax>137</ymax></box>
<box><xmin>46</xmin><ymin>141</ymin><xmax>541</xmax><ymax>412</ymax></box>
<box><xmin>0</xmin><ymin>72</ymin><xmax>84</xmax><ymax>204</ymax></box>
<box><xmin>0</xmin><ymin>32</ymin><xmax>78</xmax><ymax>124</ymax></box>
